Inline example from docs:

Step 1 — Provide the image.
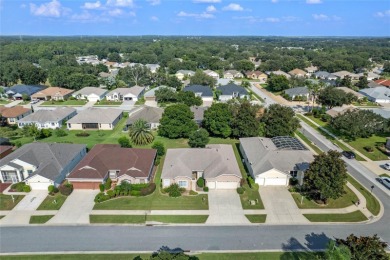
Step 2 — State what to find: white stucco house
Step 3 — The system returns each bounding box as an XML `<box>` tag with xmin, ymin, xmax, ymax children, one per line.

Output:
<box><xmin>72</xmin><ymin>87</ymin><xmax>108</xmax><ymax>102</ymax></box>
<box><xmin>217</xmin><ymin>83</ymin><xmax>249</xmax><ymax>102</ymax></box>
<box><xmin>105</xmin><ymin>86</ymin><xmax>145</xmax><ymax>101</ymax></box>
<box><xmin>67</xmin><ymin>108</ymin><xmax>123</xmax><ymax>130</ymax></box>
<box><xmin>18</xmin><ymin>107</ymin><xmax>76</xmax><ymax>129</ymax></box>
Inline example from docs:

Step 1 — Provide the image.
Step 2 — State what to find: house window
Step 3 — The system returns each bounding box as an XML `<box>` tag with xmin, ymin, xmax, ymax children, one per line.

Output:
<box><xmin>9</xmin><ymin>118</ymin><xmax>15</xmax><ymax>123</ymax></box>
<box><xmin>27</xmin><ymin>170</ymin><xmax>33</xmax><ymax>175</ymax></box>
<box><xmin>178</xmin><ymin>181</ymin><xmax>187</xmax><ymax>188</ymax></box>
<box><xmin>290</xmin><ymin>171</ymin><xmax>298</xmax><ymax>178</ymax></box>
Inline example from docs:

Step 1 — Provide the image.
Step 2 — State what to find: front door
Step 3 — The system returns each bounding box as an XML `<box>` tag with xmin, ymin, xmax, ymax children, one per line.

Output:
<box><xmin>11</xmin><ymin>174</ymin><xmax>18</xmax><ymax>183</ymax></box>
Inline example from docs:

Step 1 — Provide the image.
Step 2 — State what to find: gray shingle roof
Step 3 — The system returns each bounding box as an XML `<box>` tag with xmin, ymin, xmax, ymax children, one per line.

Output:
<box><xmin>127</xmin><ymin>106</ymin><xmax>163</xmax><ymax>125</ymax></box>
<box><xmin>144</xmin><ymin>86</ymin><xmax>176</xmax><ymax>98</ymax></box>
<box><xmin>67</xmin><ymin>108</ymin><xmax>122</xmax><ymax>124</ymax></box>
<box><xmin>183</xmin><ymin>85</ymin><xmax>213</xmax><ymax>97</ymax></box>
<box><xmin>18</xmin><ymin>107</ymin><xmax>76</xmax><ymax>124</ymax></box>
<box><xmin>72</xmin><ymin>87</ymin><xmax>107</xmax><ymax>97</ymax></box>
<box><xmin>107</xmin><ymin>87</ymin><xmax>145</xmax><ymax>97</ymax></box>
<box><xmin>359</xmin><ymin>87</ymin><xmax>390</xmax><ymax>100</ymax></box>
<box><xmin>284</xmin><ymin>87</ymin><xmax>309</xmax><ymax>97</ymax></box>
<box><xmin>217</xmin><ymin>83</ymin><xmax>248</xmax><ymax>95</ymax></box>
<box><xmin>5</xmin><ymin>85</ymin><xmax>46</xmax><ymax>96</ymax></box>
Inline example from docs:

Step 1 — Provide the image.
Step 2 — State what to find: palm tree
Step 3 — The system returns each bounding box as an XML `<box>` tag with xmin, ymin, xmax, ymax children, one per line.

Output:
<box><xmin>128</xmin><ymin>119</ymin><xmax>154</xmax><ymax>146</ymax></box>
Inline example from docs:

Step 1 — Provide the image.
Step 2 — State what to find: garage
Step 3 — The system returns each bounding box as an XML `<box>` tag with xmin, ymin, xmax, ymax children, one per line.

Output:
<box><xmin>264</xmin><ymin>178</ymin><xmax>288</xmax><ymax>186</ymax></box>
<box><xmin>215</xmin><ymin>181</ymin><xmax>239</xmax><ymax>189</ymax></box>
<box><xmin>72</xmin><ymin>182</ymin><xmax>101</xmax><ymax>190</ymax></box>
<box><xmin>25</xmin><ymin>175</ymin><xmax>52</xmax><ymax>190</ymax></box>
<box><xmin>207</xmin><ymin>181</ymin><xmax>216</xmax><ymax>189</ymax></box>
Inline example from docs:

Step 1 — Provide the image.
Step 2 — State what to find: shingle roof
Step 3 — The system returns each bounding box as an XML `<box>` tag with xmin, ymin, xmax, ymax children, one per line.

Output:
<box><xmin>190</xmin><ymin>106</ymin><xmax>208</xmax><ymax>122</ymax></box>
<box><xmin>18</xmin><ymin>107</ymin><xmax>76</xmax><ymax>124</ymax></box>
<box><xmin>72</xmin><ymin>87</ymin><xmax>107</xmax><ymax>97</ymax></box>
<box><xmin>284</xmin><ymin>87</ymin><xmax>309</xmax><ymax>97</ymax></box>
<box><xmin>5</xmin><ymin>85</ymin><xmax>46</xmax><ymax>96</ymax></box>
<box><xmin>67</xmin><ymin>108</ymin><xmax>122</xmax><ymax>124</ymax></box>
<box><xmin>0</xmin><ymin>143</ymin><xmax>86</xmax><ymax>181</ymax></box>
<box><xmin>359</xmin><ymin>87</ymin><xmax>390</xmax><ymax>100</ymax></box>
<box><xmin>162</xmin><ymin>144</ymin><xmax>241</xmax><ymax>180</ymax></box>
<box><xmin>68</xmin><ymin>144</ymin><xmax>156</xmax><ymax>180</ymax></box>
<box><xmin>336</xmin><ymin>87</ymin><xmax>364</xmax><ymax>99</ymax></box>
<box><xmin>0</xmin><ymin>106</ymin><xmax>31</xmax><ymax>118</ymax></box>
<box><xmin>31</xmin><ymin>87</ymin><xmax>74</xmax><ymax>98</ymax></box>
<box><xmin>107</xmin><ymin>87</ymin><xmax>145</xmax><ymax>97</ymax></box>
<box><xmin>217</xmin><ymin>83</ymin><xmax>248</xmax><ymax>95</ymax></box>
<box><xmin>183</xmin><ymin>85</ymin><xmax>213</xmax><ymax>97</ymax></box>
<box><xmin>144</xmin><ymin>86</ymin><xmax>176</xmax><ymax>98</ymax></box>
<box><xmin>288</xmin><ymin>68</ymin><xmax>307</xmax><ymax>76</ymax></box>
<box><xmin>127</xmin><ymin>106</ymin><xmax>163</xmax><ymax>125</ymax></box>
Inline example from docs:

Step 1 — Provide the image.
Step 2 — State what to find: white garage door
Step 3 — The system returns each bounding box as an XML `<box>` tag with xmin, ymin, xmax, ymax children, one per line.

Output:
<box><xmin>216</xmin><ymin>181</ymin><xmax>238</xmax><ymax>189</ymax></box>
<box><xmin>29</xmin><ymin>182</ymin><xmax>51</xmax><ymax>190</ymax></box>
<box><xmin>88</xmin><ymin>96</ymin><xmax>99</xmax><ymax>102</ymax></box>
<box><xmin>207</xmin><ymin>181</ymin><xmax>216</xmax><ymax>189</ymax></box>
<box><xmin>264</xmin><ymin>178</ymin><xmax>287</xmax><ymax>186</ymax></box>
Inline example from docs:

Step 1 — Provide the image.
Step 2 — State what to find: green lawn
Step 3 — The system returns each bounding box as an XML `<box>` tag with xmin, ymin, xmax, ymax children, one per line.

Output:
<box><xmin>147</xmin><ymin>215</ymin><xmax>208</xmax><ymax>223</ymax></box>
<box><xmin>291</xmin><ymin>186</ymin><xmax>358</xmax><ymax>209</ymax></box>
<box><xmin>245</xmin><ymin>214</ymin><xmax>267</xmax><ymax>223</ymax></box>
<box><xmin>295</xmin><ymin>131</ymin><xmax>323</xmax><ymax>154</ymax></box>
<box><xmin>94</xmin><ymin>100</ymin><xmax>122</xmax><ymax>106</ymax></box>
<box><xmin>0</xmin><ymin>100</ymin><xmax>10</xmax><ymax>104</ymax></box>
<box><xmin>41</xmin><ymin>100</ymin><xmax>86</xmax><ymax>106</ymax></box>
<box><xmin>90</xmin><ymin>215</ymin><xmax>145</xmax><ymax>224</ymax></box>
<box><xmin>352</xmin><ymin>101</ymin><xmax>380</xmax><ymax>107</ymax></box>
<box><xmin>347</xmin><ymin>175</ymin><xmax>380</xmax><ymax>216</ymax></box>
<box><xmin>29</xmin><ymin>215</ymin><xmax>54</xmax><ymax>224</ymax></box>
<box><xmin>90</xmin><ymin>215</ymin><xmax>209</xmax><ymax>224</ymax></box>
<box><xmin>0</xmin><ymin>194</ymin><xmax>24</xmax><ymax>210</ymax></box>
<box><xmin>304</xmin><ymin>210</ymin><xmax>368</xmax><ymax>222</ymax></box>
<box><xmin>0</xmin><ymin>215</ymin><xmax>4</xmax><ymax>219</ymax></box>
<box><xmin>37</xmin><ymin>193</ymin><xmax>67</xmax><ymax>210</ymax></box>
<box><xmin>380</xmin><ymin>173</ymin><xmax>390</xmax><ymax>178</ymax></box>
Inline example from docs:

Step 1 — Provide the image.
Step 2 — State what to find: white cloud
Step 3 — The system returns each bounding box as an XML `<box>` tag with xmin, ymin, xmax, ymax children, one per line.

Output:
<box><xmin>129</xmin><ymin>11</ymin><xmax>136</xmax><ymax>16</ymax></box>
<box><xmin>265</xmin><ymin>17</ymin><xmax>280</xmax><ymax>23</ymax></box>
<box><xmin>313</xmin><ymin>14</ymin><xmax>340</xmax><ymax>21</ymax></box>
<box><xmin>271</xmin><ymin>0</ymin><xmax>278</xmax><ymax>3</ymax></box>
<box><xmin>108</xmin><ymin>8</ymin><xmax>123</xmax><ymax>16</ymax></box>
<box><xmin>150</xmin><ymin>16</ymin><xmax>159</xmax><ymax>21</ymax></box>
<box><xmin>193</xmin><ymin>0</ymin><xmax>221</xmax><ymax>3</ymax></box>
<box><xmin>71</xmin><ymin>11</ymin><xmax>110</xmax><ymax>22</ymax></box>
<box><xmin>234</xmin><ymin>15</ymin><xmax>299</xmax><ymax>23</ymax></box>
<box><xmin>106</xmin><ymin>0</ymin><xmax>133</xmax><ymax>7</ymax></box>
<box><xmin>21</xmin><ymin>3</ymin><xmax>27</xmax><ymax>8</ymax></box>
<box><xmin>206</xmin><ymin>5</ymin><xmax>217</xmax><ymax>12</ymax></box>
<box><xmin>177</xmin><ymin>11</ymin><xmax>214</xmax><ymax>19</ymax></box>
<box><xmin>306</xmin><ymin>0</ymin><xmax>322</xmax><ymax>4</ymax></box>
<box><xmin>147</xmin><ymin>0</ymin><xmax>160</xmax><ymax>5</ymax></box>
<box><xmin>30</xmin><ymin>0</ymin><xmax>70</xmax><ymax>17</ymax></box>
<box><xmin>375</xmin><ymin>10</ymin><xmax>390</xmax><ymax>17</ymax></box>
<box><xmin>222</xmin><ymin>3</ymin><xmax>243</xmax><ymax>11</ymax></box>
<box><xmin>82</xmin><ymin>1</ymin><xmax>102</xmax><ymax>9</ymax></box>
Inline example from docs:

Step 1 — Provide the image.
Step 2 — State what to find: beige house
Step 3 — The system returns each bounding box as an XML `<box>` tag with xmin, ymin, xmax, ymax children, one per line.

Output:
<box><xmin>203</xmin><ymin>69</ymin><xmax>220</xmax><ymax>80</ymax></box>
<box><xmin>223</xmin><ymin>70</ymin><xmax>243</xmax><ymax>79</ymax></box>
<box><xmin>245</xmin><ymin>71</ymin><xmax>268</xmax><ymax>82</ymax></box>
<box><xmin>67</xmin><ymin>108</ymin><xmax>123</xmax><ymax>130</ymax></box>
<box><xmin>161</xmin><ymin>144</ymin><xmax>242</xmax><ymax>191</ymax></box>
<box><xmin>0</xmin><ymin>106</ymin><xmax>32</xmax><ymax>125</ymax></box>
<box><xmin>332</xmin><ymin>71</ymin><xmax>359</xmax><ymax>80</ymax></box>
<box><xmin>175</xmin><ymin>70</ymin><xmax>195</xmax><ymax>80</ymax></box>
<box><xmin>288</xmin><ymin>68</ymin><xmax>308</xmax><ymax>78</ymax></box>
<box><xmin>31</xmin><ymin>87</ymin><xmax>74</xmax><ymax>101</ymax></box>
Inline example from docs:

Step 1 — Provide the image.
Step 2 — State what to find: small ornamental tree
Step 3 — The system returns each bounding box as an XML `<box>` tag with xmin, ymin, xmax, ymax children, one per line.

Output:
<box><xmin>336</xmin><ymin>234</ymin><xmax>388</xmax><ymax>260</ymax></box>
<box><xmin>152</xmin><ymin>141</ymin><xmax>165</xmax><ymax>157</ymax></box>
<box><xmin>118</xmin><ymin>136</ymin><xmax>132</xmax><ymax>148</ymax></box>
<box><xmin>188</xmin><ymin>129</ymin><xmax>210</xmax><ymax>148</ymax></box>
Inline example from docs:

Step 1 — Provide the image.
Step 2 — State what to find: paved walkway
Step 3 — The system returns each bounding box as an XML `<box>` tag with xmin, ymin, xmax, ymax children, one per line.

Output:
<box><xmin>206</xmin><ymin>190</ymin><xmax>249</xmax><ymax>224</ymax></box>
<box><xmin>4</xmin><ymin>100</ymin><xmax>21</xmax><ymax>107</ymax></box>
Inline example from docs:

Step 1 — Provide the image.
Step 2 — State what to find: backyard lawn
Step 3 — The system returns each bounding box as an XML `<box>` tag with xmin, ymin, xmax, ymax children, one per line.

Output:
<box><xmin>29</xmin><ymin>215</ymin><xmax>54</xmax><ymax>224</ymax></box>
<box><xmin>291</xmin><ymin>185</ymin><xmax>358</xmax><ymax>209</ymax></box>
<box><xmin>304</xmin><ymin>211</ymin><xmax>367</xmax><ymax>222</ymax></box>
<box><xmin>0</xmin><ymin>194</ymin><xmax>24</xmax><ymax>210</ymax></box>
<box><xmin>37</xmin><ymin>193</ymin><xmax>67</xmax><ymax>210</ymax></box>
<box><xmin>245</xmin><ymin>214</ymin><xmax>267</xmax><ymax>223</ymax></box>
<box><xmin>41</xmin><ymin>100</ymin><xmax>86</xmax><ymax>106</ymax></box>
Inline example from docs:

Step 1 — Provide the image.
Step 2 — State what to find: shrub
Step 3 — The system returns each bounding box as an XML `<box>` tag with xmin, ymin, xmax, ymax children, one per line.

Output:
<box><xmin>152</xmin><ymin>141</ymin><xmax>165</xmax><ymax>157</ymax></box>
<box><xmin>105</xmin><ymin>178</ymin><xmax>112</xmax><ymax>190</ymax></box>
<box><xmin>130</xmin><ymin>190</ymin><xmax>141</xmax><ymax>196</ymax></box>
<box><xmin>140</xmin><ymin>183</ymin><xmax>156</xmax><ymax>196</ymax></box>
<box><xmin>247</xmin><ymin>176</ymin><xmax>255</xmax><ymax>188</ymax></box>
<box><xmin>106</xmin><ymin>190</ymin><xmax>114</xmax><ymax>198</ymax></box>
<box><xmin>321</xmin><ymin>114</ymin><xmax>331</xmax><ymax>122</ymax></box>
<box><xmin>11</xmin><ymin>182</ymin><xmax>27</xmax><ymax>192</ymax></box>
<box><xmin>94</xmin><ymin>192</ymin><xmax>110</xmax><ymax>203</ymax></box>
<box><xmin>364</xmin><ymin>146</ymin><xmax>374</xmax><ymax>152</ymax></box>
<box><xmin>196</xmin><ymin>178</ymin><xmax>204</xmax><ymax>188</ymax></box>
<box><xmin>76</xmin><ymin>132</ymin><xmax>90</xmax><ymax>137</ymax></box>
<box><xmin>165</xmin><ymin>183</ymin><xmax>182</xmax><ymax>197</ymax></box>
<box><xmin>39</xmin><ymin>129</ymin><xmax>52</xmax><ymax>138</ymax></box>
<box><xmin>23</xmin><ymin>185</ymin><xmax>31</xmax><ymax>192</ymax></box>
<box><xmin>55</xmin><ymin>128</ymin><xmax>68</xmax><ymax>137</ymax></box>
<box><xmin>189</xmin><ymin>190</ymin><xmax>198</xmax><ymax>195</ymax></box>
<box><xmin>48</xmin><ymin>185</ymin><xmax>55</xmax><ymax>193</ymax></box>
<box><xmin>203</xmin><ymin>187</ymin><xmax>209</xmax><ymax>192</ymax></box>
<box><xmin>154</xmin><ymin>156</ymin><xmax>161</xmax><ymax>166</ymax></box>
<box><xmin>304</xmin><ymin>112</ymin><xmax>313</xmax><ymax>116</ymax></box>
<box><xmin>130</xmin><ymin>183</ymin><xmax>149</xmax><ymax>191</ymax></box>
<box><xmin>236</xmin><ymin>187</ymin><xmax>245</xmax><ymax>194</ymax></box>
<box><xmin>99</xmin><ymin>183</ymin><xmax>105</xmax><ymax>192</ymax></box>
<box><xmin>59</xmin><ymin>183</ymin><xmax>73</xmax><ymax>196</ymax></box>
<box><xmin>118</xmin><ymin>136</ymin><xmax>132</xmax><ymax>148</ymax></box>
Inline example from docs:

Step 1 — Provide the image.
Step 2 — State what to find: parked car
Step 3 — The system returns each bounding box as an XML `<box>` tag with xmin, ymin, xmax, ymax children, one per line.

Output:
<box><xmin>30</xmin><ymin>99</ymin><xmax>39</xmax><ymax>104</ymax></box>
<box><xmin>378</xmin><ymin>177</ymin><xmax>390</xmax><ymax>190</ymax></box>
<box><xmin>384</xmin><ymin>163</ymin><xmax>390</xmax><ymax>170</ymax></box>
<box><xmin>342</xmin><ymin>151</ymin><xmax>356</xmax><ymax>159</ymax></box>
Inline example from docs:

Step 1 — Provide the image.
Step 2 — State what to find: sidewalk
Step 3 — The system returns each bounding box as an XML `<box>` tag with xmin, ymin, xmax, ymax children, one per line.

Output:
<box><xmin>91</xmin><ymin>210</ymin><xmax>210</xmax><ymax>215</ymax></box>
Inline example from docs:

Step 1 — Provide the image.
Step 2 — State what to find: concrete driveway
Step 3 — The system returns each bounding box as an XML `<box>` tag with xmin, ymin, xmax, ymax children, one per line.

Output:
<box><xmin>206</xmin><ymin>190</ymin><xmax>249</xmax><ymax>225</ymax></box>
<box><xmin>259</xmin><ymin>187</ymin><xmax>309</xmax><ymax>224</ymax></box>
<box><xmin>48</xmin><ymin>190</ymin><xmax>99</xmax><ymax>225</ymax></box>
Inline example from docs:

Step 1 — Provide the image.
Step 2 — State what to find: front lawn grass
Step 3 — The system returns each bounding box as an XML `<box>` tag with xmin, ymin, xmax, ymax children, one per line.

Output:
<box><xmin>349</xmin><ymin>134</ymin><xmax>389</xmax><ymax>161</ymax></box>
<box><xmin>380</xmin><ymin>173</ymin><xmax>390</xmax><ymax>178</ymax></box>
<box><xmin>147</xmin><ymin>215</ymin><xmax>208</xmax><ymax>223</ymax></box>
<box><xmin>245</xmin><ymin>214</ymin><xmax>267</xmax><ymax>223</ymax></box>
<box><xmin>0</xmin><ymin>100</ymin><xmax>10</xmax><ymax>104</ymax></box>
<box><xmin>94</xmin><ymin>100</ymin><xmax>122</xmax><ymax>106</ymax></box>
<box><xmin>347</xmin><ymin>175</ymin><xmax>380</xmax><ymax>216</ymax></box>
<box><xmin>304</xmin><ymin>210</ymin><xmax>368</xmax><ymax>222</ymax></box>
<box><xmin>90</xmin><ymin>215</ymin><xmax>145</xmax><ymax>224</ymax></box>
<box><xmin>29</xmin><ymin>215</ymin><xmax>54</xmax><ymax>224</ymax></box>
<box><xmin>41</xmin><ymin>100</ymin><xmax>86</xmax><ymax>106</ymax></box>
<box><xmin>0</xmin><ymin>194</ymin><xmax>24</xmax><ymax>210</ymax></box>
<box><xmin>291</xmin><ymin>185</ymin><xmax>358</xmax><ymax>209</ymax></box>
<box><xmin>90</xmin><ymin>214</ymin><xmax>208</xmax><ymax>224</ymax></box>
<box><xmin>240</xmin><ymin>185</ymin><xmax>264</xmax><ymax>209</ymax></box>
<box><xmin>37</xmin><ymin>193</ymin><xmax>67</xmax><ymax>210</ymax></box>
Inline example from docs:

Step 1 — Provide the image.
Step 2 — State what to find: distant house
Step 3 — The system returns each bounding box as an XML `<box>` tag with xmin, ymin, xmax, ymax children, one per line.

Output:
<box><xmin>223</xmin><ymin>70</ymin><xmax>243</xmax><ymax>79</ymax></box>
<box><xmin>359</xmin><ymin>87</ymin><xmax>390</xmax><ymax>103</ymax></box>
<box><xmin>326</xmin><ymin>105</ymin><xmax>355</xmax><ymax>118</ymax></box>
<box><xmin>144</xmin><ymin>86</ymin><xmax>176</xmax><ymax>102</ymax></box>
<box><xmin>18</xmin><ymin>107</ymin><xmax>76</xmax><ymax>129</ymax></box>
<box><xmin>183</xmin><ymin>85</ymin><xmax>213</xmax><ymax>103</ymax></box>
<box><xmin>217</xmin><ymin>83</ymin><xmax>249</xmax><ymax>102</ymax></box>
<box><xmin>0</xmin><ymin>106</ymin><xmax>32</xmax><ymax>125</ymax></box>
<box><xmin>336</xmin><ymin>87</ymin><xmax>364</xmax><ymax>100</ymax></box>
<box><xmin>305</xmin><ymin>66</ymin><xmax>318</xmax><ymax>75</ymax></box>
<box><xmin>190</xmin><ymin>106</ymin><xmax>208</xmax><ymax>126</ymax></box>
<box><xmin>365</xmin><ymin>108</ymin><xmax>390</xmax><ymax>119</ymax></box>
<box><xmin>245</xmin><ymin>71</ymin><xmax>268</xmax><ymax>82</ymax></box>
<box><xmin>357</xmin><ymin>72</ymin><xmax>380</xmax><ymax>81</ymax></box>
<box><xmin>267</xmin><ymin>70</ymin><xmax>291</xmax><ymax>79</ymax></box>
<box><xmin>0</xmin><ymin>143</ymin><xmax>86</xmax><ymax>190</ymax></box>
<box><xmin>5</xmin><ymin>85</ymin><xmax>46</xmax><ymax>100</ymax></box>
<box><xmin>240</xmin><ymin>137</ymin><xmax>314</xmax><ymax>186</ymax></box>
<box><xmin>375</xmin><ymin>79</ymin><xmax>390</xmax><ymax>88</ymax></box>
<box><xmin>284</xmin><ymin>87</ymin><xmax>310</xmax><ymax>100</ymax></box>
<box><xmin>106</xmin><ymin>87</ymin><xmax>145</xmax><ymax>102</ymax></box>
<box><xmin>332</xmin><ymin>71</ymin><xmax>359</xmax><ymax>80</ymax></box>
<box><xmin>314</xmin><ymin>71</ymin><xmax>338</xmax><ymax>81</ymax></box>
<box><xmin>31</xmin><ymin>87</ymin><xmax>74</xmax><ymax>101</ymax></box>
<box><xmin>67</xmin><ymin>144</ymin><xmax>156</xmax><ymax>189</ymax></box>
<box><xmin>145</xmin><ymin>64</ymin><xmax>160</xmax><ymax>73</ymax></box>
<box><xmin>126</xmin><ymin>106</ymin><xmax>164</xmax><ymax>130</ymax></box>
<box><xmin>67</xmin><ymin>108</ymin><xmax>123</xmax><ymax>130</ymax></box>
<box><xmin>288</xmin><ymin>68</ymin><xmax>308</xmax><ymax>78</ymax></box>
<box><xmin>368</xmin><ymin>81</ymin><xmax>383</xmax><ymax>88</ymax></box>
<box><xmin>175</xmin><ymin>70</ymin><xmax>195</xmax><ymax>80</ymax></box>
<box><xmin>161</xmin><ymin>145</ymin><xmax>242</xmax><ymax>190</ymax></box>
<box><xmin>72</xmin><ymin>87</ymin><xmax>108</xmax><ymax>102</ymax></box>
<box><xmin>204</xmin><ymin>69</ymin><xmax>219</xmax><ymax>80</ymax></box>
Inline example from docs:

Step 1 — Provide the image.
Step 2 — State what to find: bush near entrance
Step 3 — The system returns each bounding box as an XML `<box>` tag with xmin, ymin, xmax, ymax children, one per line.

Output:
<box><xmin>196</xmin><ymin>178</ymin><xmax>204</xmax><ymax>188</ymax></box>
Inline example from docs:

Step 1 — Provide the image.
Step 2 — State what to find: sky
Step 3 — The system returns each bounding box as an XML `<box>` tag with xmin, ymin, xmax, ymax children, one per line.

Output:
<box><xmin>0</xmin><ymin>0</ymin><xmax>389</xmax><ymax>36</ymax></box>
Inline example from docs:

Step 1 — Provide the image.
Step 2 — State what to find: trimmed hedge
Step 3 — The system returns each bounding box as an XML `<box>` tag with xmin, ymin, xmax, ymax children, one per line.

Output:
<box><xmin>237</xmin><ymin>187</ymin><xmax>245</xmax><ymax>194</ymax></box>
<box><xmin>140</xmin><ymin>183</ymin><xmax>156</xmax><ymax>196</ymax></box>
<box><xmin>76</xmin><ymin>132</ymin><xmax>90</xmax><ymax>137</ymax></box>
<box><xmin>196</xmin><ymin>178</ymin><xmax>204</xmax><ymax>188</ymax></box>
<box><xmin>59</xmin><ymin>183</ymin><xmax>73</xmax><ymax>196</ymax></box>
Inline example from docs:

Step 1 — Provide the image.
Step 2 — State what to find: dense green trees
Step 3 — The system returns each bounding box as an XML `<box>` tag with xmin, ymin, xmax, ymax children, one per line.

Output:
<box><xmin>117</xmin><ymin>64</ymin><xmax>152</xmax><ymax>86</ymax></box>
<box><xmin>158</xmin><ymin>104</ymin><xmax>198</xmax><ymax>139</ymax></box>
<box><xmin>267</xmin><ymin>74</ymin><xmax>290</xmax><ymax>92</ymax></box>
<box><xmin>155</xmin><ymin>87</ymin><xmax>177</xmax><ymax>103</ymax></box>
<box><xmin>233</xmin><ymin>59</ymin><xmax>255</xmax><ymax>71</ymax></box>
<box><xmin>203</xmin><ymin>103</ymin><xmax>232</xmax><ymax>138</ymax></box>
<box><xmin>355</xmin><ymin>76</ymin><xmax>368</xmax><ymax>89</ymax></box>
<box><xmin>230</xmin><ymin>101</ymin><xmax>262</xmax><ymax>138</ymax></box>
<box><xmin>188</xmin><ymin>129</ymin><xmax>210</xmax><ymax>148</ymax></box>
<box><xmin>304</xmin><ymin>150</ymin><xmax>348</xmax><ymax>204</ymax></box>
<box><xmin>190</xmin><ymin>70</ymin><xmax>217</xmax><ymax>88</ymax></box>
<box><xmin>261</xmin><ymin>104</ymin><xmax>300</xmax><ymax>137</ymax></box>
<box><xmin>177</xmin><ymin>91</ymin><xmax>202</xmax><ymax>107</ymax></box>
<box><xmin>318</xmin><ymin>87</ymin><xmax>357</xmax><ymax>108</ymax></box>
<box><xmin>336</xmin><ymin>234</ymin><xmax>388</xmax><ymax>260</ymax></box>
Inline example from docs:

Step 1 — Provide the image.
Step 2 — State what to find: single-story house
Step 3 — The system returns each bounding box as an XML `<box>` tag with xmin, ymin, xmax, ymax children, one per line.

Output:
<box><xmin>314</xmin><ymin>71</ymin><xmax>338</xmax><ymax>81</ymax></box>
<box><xmin>245</xmin><ymin>71</ymin><xmax>268</xmax><ymax>82</ymax></box>
<box><xmin>217</xmin><ymin>83</ymin><xmax>249</xmax><ymax>102</ymax></box>
<box><xmin>175</xmin><ymin>70</ymin><xmax>195</xmax><ymax>80</ymax></box>
<box><xmin>336</xmin><ymin>87</ymin><xmax>364</xmax><ymax>100</ymax></box>
<box><xmin>203</xmin><ymin>69</ymin><xmax>219</xmax><ymax>80</ymax></box>
<box><xmin>283</xmin><ymin>86</ymin><xmax>309</xmax><ymax>100</ymax></box>
<box><xmin>223</xmin><ymin>70</ymin><xmax>243</xmax><ymax>79</ymax></box>
<box><xmin>0</xmin><ymin>143</ymin><xmax>86</xmax><ymax>190</ymax></box>
<box><xmin>67</xmin><ymin>144</ymin><xmax>156</xmax><ymax>189</ymax></box>
<box><xmin>4</xmin><ymin>85</ymin><xmax>46</xmax><ymax>100</ymax></box>
<box><xmin>332</xmin><ymin>71</ymin><xmax>359</xmax><ymax>80</ymax></box>
<box><xmin>161</xmin><ymin>144</ymin><xmax>242</xmax><ymax>191</ymax></box>
<box><xmin>145</xmin><ymin>64</ymin><xmax>160</xmax><ymax>73</ymax></box>
<box><xmin>18</xmin><ymin>107</ymin><xmax>76</xmax><ymax>129</ymax></box>
<box><xmin>359</xmin><ymin>87</ymin><xmax>390</xmax><ymax>103</ymax></box>
<box><xmin>183</xmin><ymin>85</ymin><xmax>213</xmax><ymax>103</ymax></box>
<box><xmin>288</xmin><ymin>68</ymin><xmax>308</xmax><ymax>78</ymax></box>
<box><xmin>326</xmin><ymin>105</ymin><xmax>355</xmax><ymax>118</ymax></box>
<box><xmin>365</xmin><ymin>108</ymin><xmax>390</xmax><ymax>119</ymax></box>
<box><xmin>239</xmin><ymin>136</ymin><xmax>314</xmax><ymax>186</ymax></box>
<box><xmin>126</xmin><ymin>106</ymin><xmax>164</xmax><ymax>130</ymax></box>
<box><xmin>72</xmin><ymin>87</ymin><xmax>108</xmax><ymax>102</ymax></box>
<box><xmin>368</xmin><ymin>81</ymin><xmax>383</xmax><ymax>88</ymax></box>
<box><xmin>106</xmin><ymin>86</ymin><xmax>145</xmax><ymax>102</ymax></box>
<box><xmin>0</xmin><ymin>145</ymin><xmax>13</xmax><ymax>159</ymax></box>
<box><xmin>31</xmin><ymin>87</ymin><xmax>74</xmax><ymax>101</ymax></box>
<box><xmin>305</xmin><ymin>66</ymin><xmax>318</xmax><ymax>75</ymax></box>
<box><xmin>267</xmin><ymin>70</ymin><xmax>291</xmax><ymax>79</ymax></box>
<box><xmin>375</xmin><ymin>79</ymin><xmax>390</xmax><ymax>88</ymax></box>
<box><xmin>191</xmin><ymin>106</ymin><xmax>208</xmax><ymax>126</ymax></box>
<box><xmin>144</xmin><ymin>86</ymin><xmax>176</xmax><ymax>102</ymax></box>
<box><xmin>67</xmin><ymin>108</ymin><xmax>123</xmax><ymax>130</ymax></box>
<box><xmin>357</xmin><ymin>72</ymin><xmax>380</xmax><ymax>81</ymax></box>
<box><xmin>0</xmin><ymin>106</ymin><xmax>32</xmax><ymax>125</ymax></box>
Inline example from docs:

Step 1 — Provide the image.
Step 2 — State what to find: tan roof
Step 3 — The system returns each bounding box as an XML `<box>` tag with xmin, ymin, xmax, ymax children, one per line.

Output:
<box><xmin>246</xmin><ymin>71</ymin><xmax>266</xmax><ymax>77</ymax></box>
<box><xmin>67</xmin><ymin>108</ymin><xmax>122</xmax><ymax>124</ymax></box>
<box><xmin>1</xmin><ymin>106</ymin><xmax>31</xmax><ymax>118</ymax></box>
<box><xmin>68</xmin><ymin>144</ymin><xmax>156</xmax><ymax>180</ymax></box>
<box><xmin>31</xmin><ymin>87</ymin><xmax>74</xmax><ymax>98</ymax></box>
<box><xmin>288</xmin><ymin>68</ymin><xmax>307</xmax><ymax>76</ymax></box>
<box><xmin>326</xmin><ymin>105</ymin><xmax>355</xmax><ymax>118</ymax></box>
<box><xmin>336</xmin><ymin>87</ymin><xmax>364</xmax><ymax>99</ymax></box>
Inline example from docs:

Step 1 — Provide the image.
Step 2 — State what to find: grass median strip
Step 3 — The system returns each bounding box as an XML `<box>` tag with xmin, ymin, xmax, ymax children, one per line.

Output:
<box><xmin>295</xmin><ymin>131</ymin><xmax>323</xmax><ymax>154</ymax></box>
<box><xmin>90</xmin><ymin>215</ymin><xmax>209</xmax><ymax>224</ymax></box>
<box><xmin>304</xmin><ymin>210</ymin><xmax>368</xmax><ymax>222</ymax></box>
<box><xmin>245</xmin><ymin>214</ymin><xmax>267</xmax><ymax>223</ymax></box>
<box><xmin>0</xmin><ymin>194</ymin><xmax>24</xmax><ymax>210</ymax></box>
<box><xmin>29</xmin><ymin>215</ymin><xmax>54</xmax><ymax>224</ymax></box>
<box><xmin>347</xmin><ymin>175</ymin><xmax>380</xmax><ymax>216</ymax></box>
<box><xmin>37</xmin><ymin>193</ymin><xmax>67</xmax><ymax>210</ymax></box>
